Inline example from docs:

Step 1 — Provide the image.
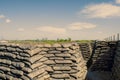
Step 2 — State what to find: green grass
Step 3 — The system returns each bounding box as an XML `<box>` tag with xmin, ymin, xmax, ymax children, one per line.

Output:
<box><xmin>75</xmin><ymin>40</ymin><xmax>94</xmax><ymax>43</ymax></box>
<box><xmin>8</xmin><ymin>39</ymin><xmax>94</xmax><ymax>44</ymax></box>
<box><xmin>8</xmin><ymin>40</ymin><xmax>71</xmax><ymax>45</ymax></box>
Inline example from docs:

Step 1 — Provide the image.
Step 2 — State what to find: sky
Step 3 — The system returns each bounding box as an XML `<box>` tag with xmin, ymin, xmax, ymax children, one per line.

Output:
<box><xmin>0</xmin><ymin>0</ymin><xmax>120</xmax><ymax>40</ymax></box>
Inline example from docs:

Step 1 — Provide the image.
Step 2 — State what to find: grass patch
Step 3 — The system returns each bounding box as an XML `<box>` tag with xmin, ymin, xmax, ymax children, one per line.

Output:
<box><xmin>75</xmin><ymin>40</ymin><xmax>94</xmax><ymax>43</ymax></box>
<box><xmin>8</xmin><ymin>39</ymin><xmax>94</xmax><ymax>44</ymax></box>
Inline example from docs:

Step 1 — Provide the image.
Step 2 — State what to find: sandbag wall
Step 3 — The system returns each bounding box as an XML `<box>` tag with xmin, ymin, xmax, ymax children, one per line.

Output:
<box><xmin>37</xmin><ymin>43</ymin><xmax>87</xmax><ymax>80</ymax></box>
<box><xmin>0</xmin><ymin>43</ymin><xmax>50</xmax><ymax>80</ymax></box>
<box><xmin>90</xmin><ymin>41</ymin><xmax>116</xmax><ymax>71</ymax></box>
<box><xmin>0</xmin><ymin>43</ymin><xmax>87</xmax><ymax>80</ymax></box>
<box><xmin>112</xmin><ymin>41</ymin><xmax>120</xmax><ymax>80</ymax></box>
<box><xmin>79</xmin><ymin>43</ymin><xmax>92</xmax><ymax>61</ymax></box>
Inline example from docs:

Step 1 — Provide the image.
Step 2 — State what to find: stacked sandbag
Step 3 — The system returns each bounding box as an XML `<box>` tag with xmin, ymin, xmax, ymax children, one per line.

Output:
<box><xmin>37</xmin><ymin>43</ymin><xmax>87</xmax><ymax>80</ymax></box>
<box><xmin>79</xmin><ymin>43</ymin><xmax>92</xmax><ymax>61</ymax></box>
<box><xmin>112</xmin><ymin>41</ymin><xmax>120</xmax><ymax>80</ymax></box>
<box><xmin>86</xmin><ymin>41</ymin><xmax>117</xmax><ymax>80</ymax></box>
<box><xmin>0</xmin><ymin>43</ymin><xmax>50</xmax><ymax>80</ymax></box>
<box><xmin>90</xmin><ymin>41</ymin><xmax>116</xmax><ymax>71</ymax></box>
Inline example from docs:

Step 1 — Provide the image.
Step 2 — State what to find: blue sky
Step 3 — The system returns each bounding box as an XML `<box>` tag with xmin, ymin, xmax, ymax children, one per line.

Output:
<box><xmin>0</xmin><ymin>0</ymin><xmax>120</xmax><ymax>40</ymax></box>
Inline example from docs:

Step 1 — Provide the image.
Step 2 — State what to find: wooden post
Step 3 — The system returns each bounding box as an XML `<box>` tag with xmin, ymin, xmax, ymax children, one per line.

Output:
<box><xmin>105</xmin><ymin>38</ymin><xmax>106</xmax><ymax>41</ymax></box>
<box><xmin>108</xmin><ymin>36</ymin><xmax>111</xmax><ymax>41</ymax></box>
<box><xmin>113</xmin><ymin>35</ymin><xmax>115</xmax><ymax>41</ymax></box>
<box><xmin>117</xmin><ymin>33</ymin><xmax>119</xmax><ymax>41</ymax></box>
<box><xmin>111</xmin><ymin>36</ymin><xmax>112</xmax><ymax>41</ymax></box>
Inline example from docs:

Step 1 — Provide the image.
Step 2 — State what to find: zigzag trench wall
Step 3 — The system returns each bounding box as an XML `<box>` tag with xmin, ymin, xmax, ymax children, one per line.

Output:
<box><xmin>79</xmin><ymin>43</ymin><xmax>92</xmax><ymax>62</ymax></box>
<box><xmin>0</xmin><ymin>43</ymin><xmax>87</xmax><ymax>80</ymax></box>
<box><xmin>90</xmin><ymin>41</ymin><xmax>116</xmax><ymax>71</ymax></box>
<box><xmin>112</xmin><ymin>41</ymin><xmax>120</xmax><ymax>80</ymax></box>
<box><xmin>86</xmin><ymin>41</ymin><xmax>120</xmax><ymax>80</ymax></box>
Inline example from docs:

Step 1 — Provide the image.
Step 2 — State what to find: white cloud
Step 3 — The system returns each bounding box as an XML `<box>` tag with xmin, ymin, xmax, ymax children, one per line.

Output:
<box><xmin>116</xmin><ymin>0</ymin><xmax>120</xmax><ymax>4</ymax></box>
<box><xmin>0</xmin><ymin>15</ymin><xmax>5</xmax><ymax>19</ymax></box>
<box><xmin>6</xmin><ymin>19</ymin><xmax>11</xmax><ymax>23</ymax></box>
<box><xmin>36</xmin><ymin>26</ymin><xmax>66</xmax><ymax>34</ymax></box>
<box><xmin>68</xmin><ymin>22</ymin><xmax>96</xmax><ymax>30</ymax></box>
<box><xmin>17</xmin><ymin>28</ymin><xmax>25</xmax><ymax>32</ymax></box>
<box><xmin>80</xmin><ymin>3</ymin><xmax>120</xmax><ymax>18</ymax></box>
<box><xmin>0</xmin><ymin>14</ymin><xmax>12</xmax><ymax>23</ymax></box>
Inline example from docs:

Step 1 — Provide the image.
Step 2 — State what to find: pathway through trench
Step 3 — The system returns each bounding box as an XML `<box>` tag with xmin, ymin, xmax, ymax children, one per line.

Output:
<box><xmin>86</xmin><ymin>71</ymin><xmax>112</xmax><ymax>80</ymax></box>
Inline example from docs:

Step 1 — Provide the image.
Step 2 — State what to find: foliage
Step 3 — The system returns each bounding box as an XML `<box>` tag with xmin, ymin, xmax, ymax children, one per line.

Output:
<box><xmin>8</xmin><ymin>38</ymin><xmax>93</xmax><ymax>44</ymax></box>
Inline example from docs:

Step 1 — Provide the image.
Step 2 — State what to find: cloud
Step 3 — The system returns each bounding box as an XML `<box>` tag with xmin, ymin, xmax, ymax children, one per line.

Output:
<box><xmin>36</xmin><ymin>26</ymin><xmax>66</xmax><ymax>34</ymax></box>
<box><xmin>68</xmin><ymin>22</ymin><xmax>96</xmax><ymax>30</ymax></box>
<box><xmin>0</xmin><ymin>14</ymin><xmax>12</xmax><ymax>23</ymax></box>
<box><xmin>6</xmin><ymin>19</ymin><xmax>11</xmax><ymax>23</ymax></box>
<box><xmin>0</xmin><ymin>15</ymin><xmax>5</xmax><ymax>19</ymax></box>
<box><xmin>17</xmin><ymin>28</ymin><xmax>25</xmax><ymax>32</ymax></box>
<box><xmin>116</xmin><ymin>0</ymin><xmax>120</xmax><ymax>4</ymax></box>
<box><xmin>80</xmin><ymin>3</ymin><xmax>120</xmax><ymax>18</ymax></box>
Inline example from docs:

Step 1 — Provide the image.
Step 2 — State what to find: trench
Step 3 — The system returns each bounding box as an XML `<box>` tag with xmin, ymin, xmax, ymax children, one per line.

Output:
<box><xmin>81</xmin><ymin>41</ymin><xmax>118</xmax><ymax>80</ymax></box>
<box><xmin>0</xmin><ymin>41</ymin><xmax>119</xmax><ymax>80</ymax></box>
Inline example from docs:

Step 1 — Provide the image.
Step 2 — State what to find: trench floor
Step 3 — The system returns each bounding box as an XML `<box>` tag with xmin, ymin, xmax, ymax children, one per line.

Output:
<box><xmin>86</xmin><ymin>71</ymin><xmax>112</xmax><ymax>80</ymax></box>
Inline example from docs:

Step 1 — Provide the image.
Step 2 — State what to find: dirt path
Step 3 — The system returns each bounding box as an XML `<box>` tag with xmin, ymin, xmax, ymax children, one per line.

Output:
<box><xmin>86</xmin><ymin>71</ymin><xmax>112</xmax><ymax>80</ymax></box>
